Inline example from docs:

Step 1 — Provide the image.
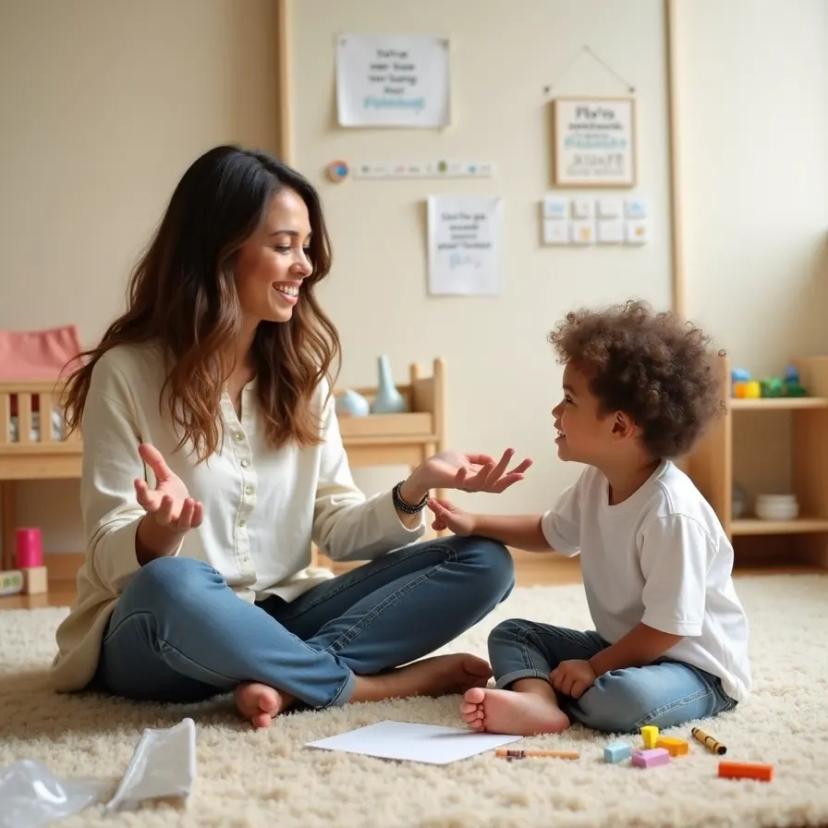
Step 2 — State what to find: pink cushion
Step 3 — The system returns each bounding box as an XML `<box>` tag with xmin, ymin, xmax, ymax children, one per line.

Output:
<box><xmin>0</xmin><ymin>325</ymin><xmax>83</xmax><ymax>382</ymax></box>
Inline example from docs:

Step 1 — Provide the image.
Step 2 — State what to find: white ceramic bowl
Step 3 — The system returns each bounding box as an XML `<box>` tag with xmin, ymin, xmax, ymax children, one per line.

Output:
<box><xmin>755</xmin><ymin>494</ymin><xmax>799</xmax><ymax>521</ymax></box>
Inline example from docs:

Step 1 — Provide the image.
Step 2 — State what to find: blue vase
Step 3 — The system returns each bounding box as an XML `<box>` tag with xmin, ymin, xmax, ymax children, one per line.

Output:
<box><xmin>335</xmin><ymin>389</ymin><xmax>370</xmax><ymax>417</ymax></box>
<box><xmin>371</xmin><ymin>355</ymin><xmax>408</xmax><ymax>414</ymax></box>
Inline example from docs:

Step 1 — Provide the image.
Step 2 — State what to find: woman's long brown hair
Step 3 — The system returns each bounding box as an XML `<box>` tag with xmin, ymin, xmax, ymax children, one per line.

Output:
<box><xmin>62</xmin><ymin>145</ymin><xmax>340</xmax><ymax>460</ymax></box>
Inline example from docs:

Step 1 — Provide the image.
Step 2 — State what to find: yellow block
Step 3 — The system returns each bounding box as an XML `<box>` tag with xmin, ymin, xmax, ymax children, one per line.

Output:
<box><xmin>656</xmin><ymin>737</ymin><xmax>689</xmax><ymax>756</ymax></box>
<box><xmin>640</xmin><ymin>726</ymin><xmax>659</xmax><ymax>749</ymax></box>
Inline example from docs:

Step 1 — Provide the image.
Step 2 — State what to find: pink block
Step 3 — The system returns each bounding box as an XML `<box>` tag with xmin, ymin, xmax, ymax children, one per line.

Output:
<box><xmin>16</xmin><ymin>527</ymin><xmax>43</xmax><ymax>568</ymax></box>
<box><xmin>632</xmin><ymin>748</ymin><xmax>670</xmax><ymax>768</ymax></box>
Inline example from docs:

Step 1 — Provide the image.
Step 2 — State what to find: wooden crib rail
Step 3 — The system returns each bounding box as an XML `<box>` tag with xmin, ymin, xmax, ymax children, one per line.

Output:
<box><xmin>0</xmin><ymin>381</ymin><xmax>78</xmax><ymax>448</ymax></box>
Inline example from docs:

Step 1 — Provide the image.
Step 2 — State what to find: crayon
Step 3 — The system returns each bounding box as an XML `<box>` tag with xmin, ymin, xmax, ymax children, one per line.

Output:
<box><xmin>718</xmin><ymin>761</ymin><xmax>773</xmax><ymax>782</ymax></box>
<box><xmin>691</xmin><ymin>726</ymin><xmax>727</xmax><ymax>755</ymax></box>
<box><xmin>495</xmin><ymin>749</ymin><xmax>580</xmax><ymax>760</ymax></box>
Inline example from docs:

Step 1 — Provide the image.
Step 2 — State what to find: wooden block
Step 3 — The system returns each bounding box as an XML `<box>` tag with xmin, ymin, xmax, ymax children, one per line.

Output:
<box><xmin>22</xmin><ymin>565</ymin><xmax>48</xmax><ymax>595</ymax></box>
<box><xmin>656</xmin><ymin>737</ymin><xmax>690</xmax><ymax>756</ymax></box>
<box><xmin>718</xmin><ymin>761</ymin><xmax>773</xmax><ymax>782</ymax></box>
<box><xmin>632</xmin><ymin>748</ymin><xmax>670</xmax><ymax>768</ymax></box>
<box><xmin>603</xmin><ymin>742</ymin><xmax>632</xmax><ymax>763</ymax></box>
<box><xmin>0</xmin><ymin>569</ymin><xmax>24</xmax><ymax>596</ymax></box>
<box><xmin>640</xmin><ymin>725</ymin><xmax>659</xmax><ymax>749</ymax></box>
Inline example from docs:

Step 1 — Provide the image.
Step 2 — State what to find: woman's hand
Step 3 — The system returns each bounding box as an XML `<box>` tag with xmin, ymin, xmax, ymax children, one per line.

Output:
<box><xmin>410</xmin><ymin>448</ymin><xmax>532</xmax><ymax>497</ymax></box>
<box><xmin>427</xmin><ymin>498</ymin><xmax>477</xmax><ymax>536</ymax></box>
<box><xmin>134</xmin><ymin>443</ymin><xmax>203</xmax><ymax>563</ymax></box>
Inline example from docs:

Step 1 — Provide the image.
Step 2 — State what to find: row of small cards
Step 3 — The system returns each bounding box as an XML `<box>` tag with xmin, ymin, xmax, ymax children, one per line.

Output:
<box><xmin>541</xmin><ymin>195</ymin><xmax>650</xmax><ymax>246</ymax></box>
<box><xmin>353</xmin><ymin>161</ymin><xmax>495</xmax><ymax>179</ymax></box>
<box><xmin>544</xmin><ymin>218</ymin><xmax>650</xmax><ymax>245</ymax></box>
<box><xmin>543</xmin><ymin>195</ymin><xmax>648</xmax><ymax>220</ymax></box>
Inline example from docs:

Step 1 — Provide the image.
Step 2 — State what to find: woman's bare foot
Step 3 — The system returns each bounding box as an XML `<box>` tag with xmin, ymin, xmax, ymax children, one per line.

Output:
<box><xmin>351</xmin><ymin>653</ymin><xmax>491</xmax><ymax>703</ymax></box>
<box><xmin>234</xmin><ymin>682</ymin><xmax>294</xmax><ymax>729</ymax></box>
<box><xmin>459</xmin><ymin>685</ymin><xmax>571</xmax><ymax>736</ymax></box>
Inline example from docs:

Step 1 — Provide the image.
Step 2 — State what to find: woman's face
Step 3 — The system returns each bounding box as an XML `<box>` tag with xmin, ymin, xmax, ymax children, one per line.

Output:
<box><xmin>234</xmin><ymin>188</ymin><xmax>313</xmax><ymax>326</ymax></box>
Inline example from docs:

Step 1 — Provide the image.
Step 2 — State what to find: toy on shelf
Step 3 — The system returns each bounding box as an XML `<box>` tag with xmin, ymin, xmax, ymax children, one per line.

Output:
<box><xmin>371</xmin><ymin>355</ymin><xmax>409</xmax><ymax>414</ymax></box>
<box><xmin>0</xmin><ymin>527</ymin><xmax>48</xmax><ymax>597</ymax></box>
<box><xmin>335</xmin><ymin>389</ymin><xmax>370</xmax><ymax>417</ymax></box>
<box><xmin>731</xmin><ymin>365</ymin><xmax>808</xmax><ymax>398</ymax></box>
<box><xmin>732</xmin><ymin>481</ymin><xmax>749</xmax><ymax>518</ymax></box>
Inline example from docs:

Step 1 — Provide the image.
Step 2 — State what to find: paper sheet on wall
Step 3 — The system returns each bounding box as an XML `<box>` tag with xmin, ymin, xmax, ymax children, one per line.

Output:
<box><xmin>336</xmin><ymin>33</ymin><xmax>450</xmax><ymax>128</ymax></box>
<box><xmin>305</xmin><ymin>720</ymin><xmax>521</xmax><ymax>765</ymax></box>
<box><xmin>427</xmin><ymin>195</ymin><xmax>503</xmax><ymax>296</ymax></box>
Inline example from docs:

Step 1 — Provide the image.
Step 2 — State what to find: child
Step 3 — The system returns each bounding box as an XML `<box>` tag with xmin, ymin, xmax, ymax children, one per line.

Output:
<box><xmin>428</xmin><ymin>300</ymin><xmax>751</xmax><ymax>735</ymax></box>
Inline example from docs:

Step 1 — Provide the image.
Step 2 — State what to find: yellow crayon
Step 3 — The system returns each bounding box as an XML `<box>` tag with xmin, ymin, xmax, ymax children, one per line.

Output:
<box><xmin>640</xmin><ymin>725</ymin><xmax>659</xmax><ymax>749</ymax></box>
<box><xmin>691</xmin><ymin>726</ymin><xmax>727</xmax><ymax>755</ymax></box>
<box><xmin>495</xmin><ymin>749</ymin><xmax>579</xmax><ymax>760</ymax></box>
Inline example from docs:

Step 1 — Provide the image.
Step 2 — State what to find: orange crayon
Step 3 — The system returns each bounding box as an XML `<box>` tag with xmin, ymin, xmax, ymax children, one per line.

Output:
<box><xmin>718</xmin><ymin>761</ymin><xmax>773</xmax><ymax>782</ymax></box>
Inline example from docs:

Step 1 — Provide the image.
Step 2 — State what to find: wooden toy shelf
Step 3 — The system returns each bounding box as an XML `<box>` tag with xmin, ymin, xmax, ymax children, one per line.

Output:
<box><xmin>0</xmin><ymin>358</ymin><xmax>447</xmax><ymax>572</ymax></box>
<box><xmin>686</xmin><ymin>354</ymin><xmax>828</xmax><ymax>567</ymax></box>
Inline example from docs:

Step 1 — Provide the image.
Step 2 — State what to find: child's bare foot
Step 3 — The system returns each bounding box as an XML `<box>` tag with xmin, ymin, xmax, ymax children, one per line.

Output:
<box><xmin>460</xmin><ymin>686</ymin><xmax>571</xmax><ymax>736</ymax></box>
<box><xmin>352</xmin><ymin>653</ymin><xmax>491</xmax><ymax>703</ymax></box>
<box><xmin>234</xmin><ymin>682</ymin><xmax>294</xmax><ymax>729</ymax></box>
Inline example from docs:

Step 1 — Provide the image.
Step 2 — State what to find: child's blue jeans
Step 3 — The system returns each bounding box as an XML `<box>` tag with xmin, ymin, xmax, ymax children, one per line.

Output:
<box><xmin>488</xmin><ymin>618</ymin><xmax>737</xmax><ymax>733</ymax></box>
<box><xmin>95</xmin><ymin>535</ymin><xmax>514</xmax><ymax>708</ymax></box>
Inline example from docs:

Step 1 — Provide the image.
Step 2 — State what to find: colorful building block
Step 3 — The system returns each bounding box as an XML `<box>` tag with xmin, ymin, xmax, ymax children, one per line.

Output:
<box><xmin>656</xmin><ymin>737</ymin><xmax>689</xmax><ymax>757</ymax></box>
<box><xmin>640</xmin><ymin>725</ymin><xmax>659</xmax><ymax>749</ymax></box>
<box><xmin>632</xmin><ymin>748</ymin><xmax>670</xmax><ymax>769</ymax></box>
<box><xmin>0</xmin><ymin>570</ymin><xmax>24</xmax><ymax>596</ymax></box>
<box><xmin>603</xmin><ymin>742</ymin><xmax>632</xmax><ymax>763</ymax></box>
<box><xmin>718</xmin><ymin>761</ymin><xmax>773</xmax><ymax>782</ymax></box>
<box><xmin>22</xmin><ymin>566</ymin><xmax>48</xmax><ymax>595</ymax></box>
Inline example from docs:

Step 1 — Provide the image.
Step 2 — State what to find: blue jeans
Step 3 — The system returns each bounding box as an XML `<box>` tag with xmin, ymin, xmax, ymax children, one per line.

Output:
<box><xmin>95</xmin><ymin>535</ymin><xmax>514</xmax><ymax>709</ymax></box>
<box><xmin>488</xmin><ymin>619</ymin><xmax>737</xmax><ymax>733</ymax></box>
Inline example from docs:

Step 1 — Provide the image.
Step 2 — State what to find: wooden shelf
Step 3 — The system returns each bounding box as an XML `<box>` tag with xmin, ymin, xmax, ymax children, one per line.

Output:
<box><xmin>731</xmin><ymin>517</ymin><xmax>828</xmax><ymax>536</ymax></box>
<box><xmin>686</xmin><ymin>354</ymin><xmax>828</xmax><ymax>569</ymax></box>
<box><xmin>338</xmin><ymin>412</ymin><xmax>433</xmax><ymax>439</ymax></box>
<box><xmin>730</xmin><ymin>397</ymin><xmax>828</xmax><ymax>411</ymax></box>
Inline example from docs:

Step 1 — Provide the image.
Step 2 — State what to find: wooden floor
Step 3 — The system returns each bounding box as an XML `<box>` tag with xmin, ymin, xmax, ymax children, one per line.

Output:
<box><xmin>1</xmin><ymin>551</ymin><xmax>824</xmax><ymax>610</ymax></box>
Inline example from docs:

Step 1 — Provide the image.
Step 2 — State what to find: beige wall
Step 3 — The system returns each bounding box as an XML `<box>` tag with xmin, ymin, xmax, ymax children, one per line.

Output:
<box><xmin>678</xmin><ymin>0</ymin><xmax>828</xmax><ymax>368</ymax></box>
<box><xmin>0</xmin><ymin>0</ymin><xmax>826</xmax><ymax>552</ymax></box>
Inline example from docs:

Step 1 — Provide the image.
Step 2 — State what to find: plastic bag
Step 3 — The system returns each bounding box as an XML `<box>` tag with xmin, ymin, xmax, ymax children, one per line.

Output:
<box><xmin>0</xmin><ymin>758</ymin><xmax>109</xmax><ymax>828</ymax></box>
<box><xmin>105</xmin><ymin>717</ymin><xmax>197</xmax><ymax>812</ymax></box>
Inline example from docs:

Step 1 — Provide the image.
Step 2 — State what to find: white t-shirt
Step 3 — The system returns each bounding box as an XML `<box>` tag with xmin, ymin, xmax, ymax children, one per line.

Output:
<box><xmin>541</xmin><ymin>461</ymin><xmax>751</xmax><ymax>702</ymax></box>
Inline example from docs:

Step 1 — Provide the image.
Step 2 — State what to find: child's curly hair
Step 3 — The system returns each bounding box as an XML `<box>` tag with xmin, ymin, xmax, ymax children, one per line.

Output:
<box><xmin>548</xmin><ymin>300</ymin><xmax>725</xmax><ymax>459</ymax></box>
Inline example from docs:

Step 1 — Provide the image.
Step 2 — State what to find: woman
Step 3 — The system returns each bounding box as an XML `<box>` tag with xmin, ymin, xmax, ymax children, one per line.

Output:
<box><xmin>51</xmin><ymin>145</ymin><xmax>529</xmax><ymax>728</ymax></box>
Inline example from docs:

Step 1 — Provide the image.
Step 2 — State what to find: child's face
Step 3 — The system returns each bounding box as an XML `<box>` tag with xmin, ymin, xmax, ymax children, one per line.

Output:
<box><xmin>551</xmin><ymin>363</ymin><xmax>624</xmax><ymax>465</ymax></box>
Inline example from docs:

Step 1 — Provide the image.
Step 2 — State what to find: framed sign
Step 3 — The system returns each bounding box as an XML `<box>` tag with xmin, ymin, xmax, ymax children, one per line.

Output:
<box><xmin>551</xmin><ymin>97</ymin><xmax>636</xmax><ymax>188</ymax></box>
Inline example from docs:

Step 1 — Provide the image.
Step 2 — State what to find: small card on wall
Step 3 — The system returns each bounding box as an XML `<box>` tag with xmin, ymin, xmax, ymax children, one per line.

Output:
<box><xmin>427</xmin><ymin>195</ymin><xmax>503</xmax><ymax>296</ymax></box>
<box><xmin>570</xmin><ymin>219</ymin><xmax>595</xmax><ymax>245</ymax></box>
<box><xmin>597</xmin><ymin>219</ymin><xmax>624</xmax><ymax>244</ymax></box>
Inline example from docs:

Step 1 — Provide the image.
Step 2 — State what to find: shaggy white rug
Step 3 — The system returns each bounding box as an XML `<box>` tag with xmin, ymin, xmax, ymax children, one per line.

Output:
<box><xmin>2</xmin><ymin>575</ymin><xmax>828</xmax><ymax>828</ymax></box>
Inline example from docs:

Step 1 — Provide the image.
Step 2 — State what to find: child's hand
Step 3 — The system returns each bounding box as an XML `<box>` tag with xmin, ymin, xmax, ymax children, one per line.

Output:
<box><xmin>549</xmin><ymin>659</ymin><xmax>597</xmax><ymax>699</ymax></box>
<box><xmin>427</xmin><ymin>498</ymin><xmax>477</xmax><ymax>536</ymax></box>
